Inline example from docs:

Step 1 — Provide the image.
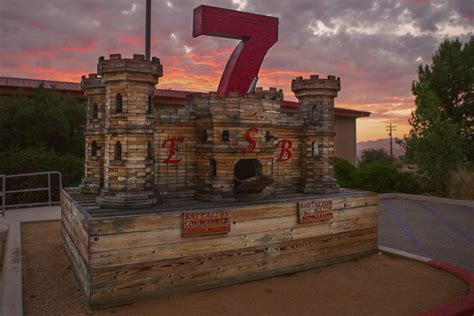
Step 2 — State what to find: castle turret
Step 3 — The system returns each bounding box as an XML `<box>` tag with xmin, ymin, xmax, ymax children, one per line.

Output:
<box><xmin>80</xmin><ymin>73</ymin><xmax>105</xmax><ymax>194</ymax></box>
<box><xmin>96</xmin><ymin>54</ymin><xmax>163</xmax><ymax>208</ymax></box>
<box><xmin>292</xmin><ymin>75</ymin><xmax>340</xmax><ymax>194</ymax></box>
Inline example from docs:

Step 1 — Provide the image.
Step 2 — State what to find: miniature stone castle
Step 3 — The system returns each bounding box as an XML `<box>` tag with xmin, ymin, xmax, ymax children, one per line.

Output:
<box><xmin>80</xmin><ymin>53</ymin><xmax>340</xmax><ymax>209</ymax></box>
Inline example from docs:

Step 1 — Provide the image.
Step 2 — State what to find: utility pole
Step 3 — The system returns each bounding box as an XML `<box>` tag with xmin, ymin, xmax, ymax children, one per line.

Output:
<box><xmin>145</xmin><ymin>0</ymin><xmax>151</xmax><ymax>60</ymax></box>
<box><xmin>385</xmin><ymin>122</ymin><xmax>397</xmax><ymax>158</ymax></box>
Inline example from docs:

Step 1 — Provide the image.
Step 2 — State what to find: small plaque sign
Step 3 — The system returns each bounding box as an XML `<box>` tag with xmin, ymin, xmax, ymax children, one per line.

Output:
<box><xmin>298</xmin><ymin>199</ymin><xmax>333</xmax><ymax>223</ymax></box>
<box><xmin>182</xmin><ymin>210</ymin><xmax>231</xmax><ymax>236</ymax></box>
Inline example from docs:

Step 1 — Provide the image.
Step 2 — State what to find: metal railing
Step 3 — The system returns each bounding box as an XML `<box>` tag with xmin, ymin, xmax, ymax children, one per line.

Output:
<box><xmin>1</xmin><ymin>171</ymin><xmax>62</xmax><ymax>212</ymax></box>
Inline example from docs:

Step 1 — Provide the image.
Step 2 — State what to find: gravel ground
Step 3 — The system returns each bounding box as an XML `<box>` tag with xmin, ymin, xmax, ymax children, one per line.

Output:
<box><xmin>22</xmin><ymin>221</ymin><xmax>468</xmax><ymax>316</ymax></box>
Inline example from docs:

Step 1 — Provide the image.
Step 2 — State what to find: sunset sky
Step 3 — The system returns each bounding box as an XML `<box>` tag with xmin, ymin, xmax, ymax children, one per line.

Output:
<box><xmin>1</xmin><ymin>0</ymin><xmax>472</xmax><ymax>141</ymax></box>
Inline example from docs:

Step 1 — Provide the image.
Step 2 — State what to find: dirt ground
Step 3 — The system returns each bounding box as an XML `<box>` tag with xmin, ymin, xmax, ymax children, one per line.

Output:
<box><xmin>22</xmin><ymin>221</ymin><xmax>468</xmax><ymax>316</ymax></box>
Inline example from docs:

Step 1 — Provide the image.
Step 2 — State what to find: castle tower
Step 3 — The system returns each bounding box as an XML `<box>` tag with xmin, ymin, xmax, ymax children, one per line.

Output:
<box><xmin>96</xmin><ymin>54</ymin><xmax>163</xmax><ymax>209</ymax></box>
<box><xmin>292</xmin><ymin>75</ymin><xmax>340</xmax><ymax>194</ymax></box>
<box><xmin>190</xmin><ymin>88</ymin><xmax>280</xmax><ymax>201</ymax></box>
<box><xmin>80</xmin><ymin>74</ymin><xmax>105</xmax><ymax>194</ymax></box>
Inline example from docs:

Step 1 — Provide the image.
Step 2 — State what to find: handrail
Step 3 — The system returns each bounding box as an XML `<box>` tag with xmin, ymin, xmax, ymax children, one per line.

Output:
<box><xmin>0</xmin><ymin>171</ymin><xmax>62</xmax><ymax>213</ymax></box>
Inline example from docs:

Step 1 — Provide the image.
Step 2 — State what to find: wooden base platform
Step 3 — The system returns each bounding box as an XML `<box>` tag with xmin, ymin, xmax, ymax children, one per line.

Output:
<box><xmin>60</xmin><ymin>188</ymin><xmax>378</xmax><ymax>309</ymax></box>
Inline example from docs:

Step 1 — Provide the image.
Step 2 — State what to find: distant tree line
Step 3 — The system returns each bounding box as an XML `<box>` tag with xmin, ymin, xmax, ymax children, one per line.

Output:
<box><xmin>0</xmin><ymin>87</ymin><xmax>86</xmax><ymax>205</ymax></box>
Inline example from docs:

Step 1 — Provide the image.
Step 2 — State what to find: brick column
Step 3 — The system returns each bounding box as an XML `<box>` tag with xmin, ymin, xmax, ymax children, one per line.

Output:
<box><xmin>80</xmin><ymin>74</ymin><xmax>105</xmax><ymax>194</ymax></box>
<box><xmin>292</xmin><ymin>75</ymin><xmax>340</xmax><ymax>194</ymax></box>
<box><xmin>96</xmin><ymin>53</ymin><xmax>163</xmax><ymax>209</ymax></box>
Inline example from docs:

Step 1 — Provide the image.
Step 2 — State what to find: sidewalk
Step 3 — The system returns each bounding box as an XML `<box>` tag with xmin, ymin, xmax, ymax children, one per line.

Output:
<box><xmin>1</xmin><ymin>206</ymin><xmax>60</xmax><ymax>316</ymax></box>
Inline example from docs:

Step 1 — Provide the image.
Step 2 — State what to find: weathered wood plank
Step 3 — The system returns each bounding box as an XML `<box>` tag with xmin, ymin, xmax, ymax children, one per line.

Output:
<box><xmin>88</xmin><ymin>215</ymin><xmax>377</xmax><ymax>268</ymax></box>
<box><xmin>88</xmin><ymin>205</ymin><xmax>377</xmax><ymax>253</ymax></box>
<box><xmin>61</xmin><ymin>209</ymin><xmax>89</xmax><ymax>264</ymax></box>
<box><xmin>87</xmin><ymin>193</ymin><xmax>377</xmax><ymax>235</ymax></box>
<box><xmin>89</xmin><ymin>228</ymin><xmax>377</xmax><ymax>286</ymax></box>
<box><xmin>89</xmin><ymin>238</ymin><xmax>376</xmax><ymax>306</ymax></box>
<box><xmin>61</xmin><ymin>227</ymin><xmax>90</xmax><ymax>299</ymax></box>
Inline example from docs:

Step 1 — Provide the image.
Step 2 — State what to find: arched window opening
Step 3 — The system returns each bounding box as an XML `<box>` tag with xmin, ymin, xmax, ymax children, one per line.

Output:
<box><xmin>147</xmin><ymin>95</ymin><xmax>153</xmax><ymax>114</ymax></box>
<box><xmin>312</xmin><ymin>105</ymin><xmax>318</xmax><ymax>121</ymax></box>
<box><xmin>91</xmin><ymin>141</ymin><xmax>98</xmax><ymax>157</ymax></box>
<box><xmin>147</xmin><ymin>141</ymin><xmax>153</xmax><ymax>160</ymax></box>
<box><xmin>92</xmin><ymin>103</ymin><xmax>98</xmax><ymax>119</ymax></box>
<box><xmin>222</xmin><ymin>130</ymin><xmax>230</xmax><ymax>142</ymax></box>
<box><xmin>209</xmin><ymin>159</ymin><xmax>217</xmax><ymax>179</ymax></box>
<box><xmin>312</xmin><ymin>141</ymin><xmax>319</xmax><ymax>158</ymax></box>
<box><xmin>197</xmin><ymin>129</ymin><xmax>207</xmax><ymax>142</ymax></box>
<box><xmin>114</xmin><ymin>141</ymin><xmax>122</xmax><ymax>160</ymax></box>
<box><xmin>265</xmin><ymin>131</ymin><xmax>272</xmax><ymax>142</ymax></box>
<box><xmin>115</xmin><ymin>93</ymin><xmax>123</xmax><ymax>113</ymax></box>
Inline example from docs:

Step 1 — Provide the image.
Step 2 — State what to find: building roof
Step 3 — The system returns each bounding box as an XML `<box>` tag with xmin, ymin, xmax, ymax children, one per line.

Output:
<box><xmin>0</xmin><ymin>76</ymin><xmax>370</xmax><ymax>118</ymax></box>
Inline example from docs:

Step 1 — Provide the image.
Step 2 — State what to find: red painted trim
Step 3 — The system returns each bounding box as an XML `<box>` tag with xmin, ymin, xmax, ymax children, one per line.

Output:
<box><xmin>418</xmin><ymin>259</ymin><xmax>474</xmax><ymax>316</ymax></box>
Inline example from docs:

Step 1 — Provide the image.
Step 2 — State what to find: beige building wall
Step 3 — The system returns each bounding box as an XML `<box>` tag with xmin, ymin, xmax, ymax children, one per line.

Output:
<box><xmin>334</xmin><ymin>116</ymin><xmax>357</xmax><ymax>165</ymax></box>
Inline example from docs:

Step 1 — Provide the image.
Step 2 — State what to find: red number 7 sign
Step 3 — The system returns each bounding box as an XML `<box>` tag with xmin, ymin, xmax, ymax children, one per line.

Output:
<box><xmin>193</xmin><ymin>5</ymin><xmax>279</xmax><ymax>97</ymax></box>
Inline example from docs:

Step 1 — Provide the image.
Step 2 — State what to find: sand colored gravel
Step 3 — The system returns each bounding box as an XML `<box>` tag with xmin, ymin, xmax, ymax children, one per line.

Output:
<box><xmin>22</xmin><ymin>221</ymin><xmax>468</xmax><ymax>316</ymax></box>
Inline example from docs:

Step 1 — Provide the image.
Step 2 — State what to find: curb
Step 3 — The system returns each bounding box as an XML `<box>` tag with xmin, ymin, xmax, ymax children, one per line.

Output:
<box><xmin>379</xmin><ymin>245</ymin><xmax>474</xmax><ymax>316</ymax></box>
<box><xmin>379</xmin><ymin>193</ymin><xmax>474</xmax><ymax>208</ymax></box>
<box><xmin>0</xmin><ymin>222</ymin><xmax>23</xmax><ymax>316</ymax></box>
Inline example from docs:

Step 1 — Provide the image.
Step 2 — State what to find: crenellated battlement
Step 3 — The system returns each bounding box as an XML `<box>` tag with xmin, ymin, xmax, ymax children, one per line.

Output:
<box><xmin>251</xmin><ymin>87</ymin><xmax>284</xmax><ymax>101</ymax></box>
<box><xmin>291</xmin><ymin>74</ymin><xmax>341</xmax><ymax>97</ymax></box>
<box><xmin>81</xmin><ymin>73</ymin><xmax>104</xmax><ymax>90</ymax></box>
<box><xmin>97</xmin><ymin>53</ymin><xmax>163</xmax><ymax>80</ymax></box>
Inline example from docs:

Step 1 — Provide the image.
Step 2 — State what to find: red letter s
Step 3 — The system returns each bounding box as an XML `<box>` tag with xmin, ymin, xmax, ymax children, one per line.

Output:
<box><xmin>242</xmin><ymin>128</ymin><xmax>259</xmax><ymax>153</ymax></box>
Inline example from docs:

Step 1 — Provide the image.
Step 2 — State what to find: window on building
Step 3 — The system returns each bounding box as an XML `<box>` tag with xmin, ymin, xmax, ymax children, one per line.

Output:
<box><xmin>265</xmin><ymin>131</ymin><xmax>272</xmax><ymax>142</ymax></box>
<box><xmin>147</xmin><ymin>141</ymin><xmax>153</xmax><ymax>160</ymax></box>
<box><xmin>198</xmin><ymin>129</ymin><xmax>207</xmax><ymax>142</ymax></box>
<box><xmin>312</xmin><ymin>105</ymin><xmax>318</xmax><ymax>120</ymax></box>
<box><xmin>92</xmin><ymin>103</ymin><xmax>98</xmax><ymax>119</ymax></box>
<box><xmin>115</xmin><ymin>93</ymin><xmax>122</xmax><ymax>113</ymax></box>
<box><xmin>222</xmin><ymin>130</ymin><xmax>230</xmax><ymax>142</ymax></box>
<box><xmin>209</xmin><ymin>159</ymin><xmax>217</xmax><ymax>179</ymax></box>
<box><xmin>91</xmin><ymin>141</ymin><xmax>98</xmax><ymax>157</ymax></box>
<box><xmin>114</xmin><ymin>141</ymin><xmax>122</xmax><ymax>160</ymax></box>
<box><xmin>147</xmin><ymin>95</ymin><xmax>153</xmax><ymax>114</ymax></box>
<box><xmin>312</xmin><ymin>141</ymin><xmax>319</xmax><ymax>157</ymax></box>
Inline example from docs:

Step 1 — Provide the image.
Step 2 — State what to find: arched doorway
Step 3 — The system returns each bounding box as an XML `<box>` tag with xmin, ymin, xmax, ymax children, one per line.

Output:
<box><xmin>233</xmin><ymin>159</ymin><xmax>272</xmax><ymax>194</ymax></box>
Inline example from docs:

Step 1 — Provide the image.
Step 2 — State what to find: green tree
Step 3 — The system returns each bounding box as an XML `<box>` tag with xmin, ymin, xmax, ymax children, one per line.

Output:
<box><xmin>359</xmin><ymin>148</ymin><xmax>392</xmax><ymax>167</ymax></box>
<box><xmin>335</xmin><ymin>157</ymin><xmax>357</xmax><ymax>188</ymax></box>
<box><xmin>403</xmin><ymin>37</ymin><xmax>473</xmax><ymax>196</ymax></box>
<box><xmin>0</xmin><ymin>87</ymin><xmax>86</xmax><ymax>157</ymax></box>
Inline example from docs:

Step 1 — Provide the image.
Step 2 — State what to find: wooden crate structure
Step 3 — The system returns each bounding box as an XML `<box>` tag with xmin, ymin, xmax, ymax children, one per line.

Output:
<box><xmin>61</xmin><ymin>188</ymin><xmax>378</xmax><ymax>309</ymax></box>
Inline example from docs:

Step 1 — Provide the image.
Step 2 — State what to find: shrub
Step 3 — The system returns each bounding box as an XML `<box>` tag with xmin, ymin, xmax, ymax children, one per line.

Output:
<box><xmin>359</xmin><ymin>148</ymin><xmax>392</xmax><ymax>167</ymax></box>
<box><xmin>0</xmin><ymin>147</ymin><xmax>83</xmax><ymax>186</ymax></box>
<box><xmin>351</xmin><ymin>161</ymin><xmax>420</xmax><ymax>194</ymax></box>
<box><xmin>448</xmin><ymin>166</ymin><xmax>474</xmax><ymax>200</ymax></box>
<box><xmin>335</xmin><ymin>157</ymin><xmax>357</xmax><ymax>188</ymax></box>
<box><xmin>0</xmin><ymin>148</ymin><xmax>84</xmax><ymax>207</ymax></box>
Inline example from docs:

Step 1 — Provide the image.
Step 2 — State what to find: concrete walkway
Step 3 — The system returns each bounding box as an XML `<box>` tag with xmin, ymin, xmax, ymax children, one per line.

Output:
<box><xmin>0</xmin><ymin>206</ymin><xmax>60</xmax><ymax>316</ymax></box>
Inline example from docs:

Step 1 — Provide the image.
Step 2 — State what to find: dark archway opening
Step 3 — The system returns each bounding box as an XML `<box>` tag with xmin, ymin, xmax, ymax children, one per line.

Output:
<box><xmin>92</xmin><ymin>103</ymin><xmax>98</xmax><ymax>119</ymax></box>
<box><xmin>115</xmin><ymin>93</ymin><xmax>123</xmax><ymax>113</ymax></box>
<box><xmin>233</xmin><ymin>159</ymin><xmax>272</xmax><ymax>194</ymax></box>
<box><xmin>114</xmin><ymin>141</ymin><xmax>122</xmax><ymax>160</ymax></box>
